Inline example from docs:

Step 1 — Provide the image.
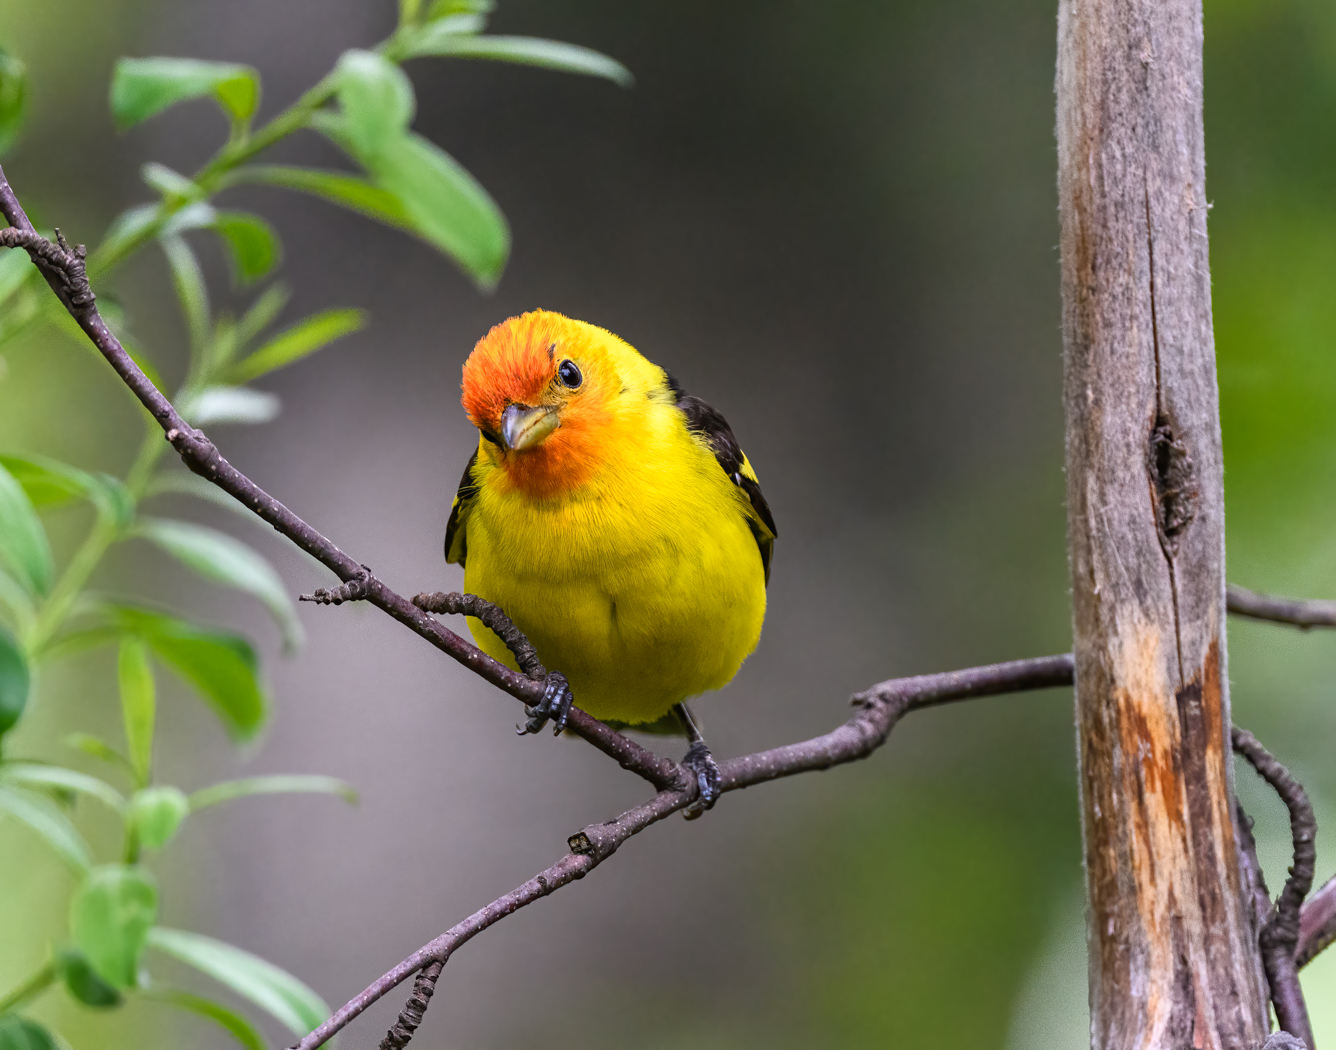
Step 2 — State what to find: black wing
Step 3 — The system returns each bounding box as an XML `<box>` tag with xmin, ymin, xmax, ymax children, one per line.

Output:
<box><xmin>669</xmin><ymin>375</ymin><xmax>777</xmax><ymax>584</ymax></box>
<box><xmin>444</xmin><ymin>449</ymin><xmax>479</xmax><ymax>567</ymax></box>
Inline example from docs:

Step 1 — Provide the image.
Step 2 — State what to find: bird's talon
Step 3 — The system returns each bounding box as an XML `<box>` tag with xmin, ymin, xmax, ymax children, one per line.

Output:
<box><xmin>681</xmin><ymin>740</ymin><xmax>721</xmax><ymax>820</ymax></box>
<box><xmin>517</xmin><ymin>672</ymin><xmax>573</xmax><ymax>736</ymax></box>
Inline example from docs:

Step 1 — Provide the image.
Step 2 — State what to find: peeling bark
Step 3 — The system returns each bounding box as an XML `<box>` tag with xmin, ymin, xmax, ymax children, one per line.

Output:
<box><xmin>1056</xmin><ymin>0</ymin><xmax>1270</xmax><ymax>1046</ymax></box>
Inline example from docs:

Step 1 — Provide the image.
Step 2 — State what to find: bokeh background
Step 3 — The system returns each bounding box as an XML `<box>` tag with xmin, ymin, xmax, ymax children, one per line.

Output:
<box><xmin>3</xmin><ymin>0</ymin><xmax>1336</xmax><ymax>1047</ymax></box>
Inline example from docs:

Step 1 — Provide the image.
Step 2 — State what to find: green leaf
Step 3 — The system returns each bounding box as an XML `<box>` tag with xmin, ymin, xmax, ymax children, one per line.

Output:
<box><xmin>0</xmin><ymin>455</ymin><xmax>134</xmax><ymax>527</ymax></box>
<box><xmin>0</xmin><ymin>243</ymin><xmax>36</xmax><ymax>306</ymax></box>
<box><xmin>160</xmin><ymin>234</ymin><xmax>210</xmax><ymax>354</ymax></box>
<box><xmin>366</xmin><ymin>133</ymin><xmax>508</xmax><ymax>287</ymax></box>
<box><xmin>104</xmin><ymin>606</ymin><xmax>267</xmax><ymax>741</ymax></box>
<box><xmin>0</xmin><ymin>461</ymin><xmax>53</xmax><ymax>596</ymax></box>
<box><xmin>182</xmin><ymin>386</ymin><xmax>281</xmax><ymax>427</ymax></box>
<box><xmin>0</xmin><ymin>1016</ymin><xmax>58</xmax><ymax>1050</ymax></box>
<box><xmin>147</xmin><ymin>927</ymin><xmax>328</xmax><ymax>1036</ymax></box>
<box><xmin>110</xmin><ymin>57</ymin><xmax>260</xmax><ymax>131</ymax></box>
<box><xmin>0</xmin><ymin>763</ymin><xmax>126</xmax><ymax>814</ymax></box>
<box><xmin>188</xmin><ymin>775</ymin><xmax>358</xmax><ymax>812</ymax></box>
<box><xmin>141</xmin><ymin>162</ymin><xmax>205</xmax><ymax>204</ymax></box>
<box><xmin>0</xmin><ymin>784</ymin><xmax>92</xmax><ymax>872</ymax></box>
<box><xmin>134</xmin><ymin>519</ymin><xmax>303</xmax><ymax>651</ymax></box>
<box><xmin>333</xmin><ymin>50</ymin><xmax>415</xmax><ymax>161</ymax></box>
<box><xmin>118</xmin><ymin>638</ymin><xmax>155</xmax><ymax>788</ymax></box>
<box><xmin>0</xmin><ymin>572</ymin><xmax>34</xmax><ymax>637</ymax></box>
<box><xmin>63</xmin><ymin>733</ymin><xmax>137</xmax><ymax>779</ymax></box>
<box><xmin>228</xmin><ymin>165</ymin><xmax>412</xmax><ymax>230</ymax></box>
<box><xmin>57</xmin><ymin>948</ymin><xmax>124</xmax><ymax>1007</ymax></box>
<box><xmin>128</xmin><ymin>786</ymin><xmax>188</xmax><ymax>850</ymax></box>
<box><xmin>229</xmin><ymin>308</ymin><xmax>366</xmax><ymax>384</ymax></box>
<box><xmin>213</xmin><ymin>212</ymin><xmax>280</xmax><ymax>286</ymax></box>
<box><xmin>426</xmin><ymin>0</ymin><xmax>494</xmax><ymax>18</ymax></box>
<box><xmin>144</xmin><ymin>989</ymin><xmax>264</xmax><ymax>1050</ymax></box>
<box><xmin>0</xmin><ymin>626</ymin><xmax>28</xmax><ymax>736</ymax></box>
<box><xmin>0</xmin><ymin>48</ymin><xmax>28</xmax><ymax>157</ymax></box>
<box><xmin>100</xmin><ymin>204</ymin><xmax>159</xmax><ymax>259</ymax></box>
<box><xmin>404</xmin><ymin>34</ymin><xmax>632</xmax><ymax>86</ymax></box>
<box><xmin>160</xmin><ymin>201</ymin><xmax>218</xmax><ymax>237</ymax></box>
<box><xmin>233</xmin><ymin>283</ymin><xmax>291</xmax><ymax>349</ymax></box>
<box><xmin>70</xmin><ymin>865</ymin><xmax>158</xmax><ymax>988</ymax></box>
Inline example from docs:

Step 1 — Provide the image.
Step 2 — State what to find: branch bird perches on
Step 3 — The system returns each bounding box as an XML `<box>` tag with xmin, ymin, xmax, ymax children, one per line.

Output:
<box><xmin>2</xmin><ymin>165</ymin><xmax>1331</xmax><ymax>1050</ymax></box>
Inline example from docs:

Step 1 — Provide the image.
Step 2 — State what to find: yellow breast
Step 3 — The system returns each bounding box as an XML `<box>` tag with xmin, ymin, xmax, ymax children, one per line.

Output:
<box><xmin>461</xmin><ymin>402</ymin><xmax>767</xmax><ymax>725</ymax></box>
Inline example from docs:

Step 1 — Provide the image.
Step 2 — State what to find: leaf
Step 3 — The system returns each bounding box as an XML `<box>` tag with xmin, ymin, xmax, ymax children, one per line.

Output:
<box><xmin>213</xmin><ymin>212</ymin><xmax>280</xmax><ymax>285</ymax></box>
<box><xmin>0</xmin><ymin>784</ymin><xmax>92</xmax><ymax>872</ymax></box>
<box><xmin>366</xmin><ymin>133</ymin><xmax>509</xmax><ymax>287</ymax></box>
<box><xmin>134</xmin><ymin>519</ymin><xmax>303</xmax><ymax>651</ymax></box>
<box><xmin>0</xmin><ymin>572</ymin><xmax>34</xmax><ymax>636</ymax></box>
<box><xmin>128</xmin><ymin>786</ymin><xmax>189</xmax><ymax>850</ymax></box>
<box><xmin>118</xmin><ymin>638</ymin><xmax>155</xmax><ymax>788</ymax></box>
<box><xmin>426</xmin><ymin>0</ymin><xmax>494</xmax><ymax>17</ymax></box>
<box><xmin>104</xmin><ymin>605</ymin><xmax>267</xmax><ymax>741</ymax></box>
<box><xmin>229</xmin><ymin>308</ymin><xmax>366</xmax><ymax>384</ymax></box>
<box><xmin>147</xmin><ymin>927</ymin><xmax>329</xmax><ymax>1036</ymax></box>
<box><xmin>144</xmin><ymin>989</ymin><xmax>264</xmax><ymax>1050</ymax></box>
<box><xmin>0</xmin><ymin>763</ymin><xmax>127</xmax><ymax>814</ymax></box>
<box><xmin>408</xmin><ymin>34</ymin><xmax>632</xmax><ymax>87</ymax></box>
<box><xmin>234</xmin><ymin>283</ymin><xmax>291</xmax><ymax>349</ymax></box>
<box><xmin>141</xmin><ymin>162</ymin><xmax>205</xmax><ymax>203</ymax></box>
<box><xmin>57</xmin><ymin>948</ymin><xmax>124</xmax><ymax>1007</ymax></box>
<box><xmin>0</xmin><ymin>1016</ymin><xmax>58</xmax><ymax>1050</ymax></box>
<box><xmin>100</xmin><ymin>204</ymin><xmax>160</xmax><ymax>258</ymax></box>
<box><xmin>160</xmin><ymin>201</ymin><xmax>218</xmax><ymax>237</ymax></box>
<box><xmin>0</xmin><ymin>626</ymin><xmax>29</xmax><ymax>735</ymax></box>
<box><xmin>0</xmin><ymin>454</ymin><xmax>134</xmax><ymax>527</ymax></box>
<box><xmin>63</xmin><ymin>733</ymin><xmax>137</xmax><ymax>779</ymax></box>
<box><xmin>0</xmin><ymin>461</ymin><xmax>53</xmax><ymax>596</ymax></box>
<box><xmin>333</xmin><ymin>50</ymin><xmax>415</xmax><ymax>161</ymax></box>
<box><xmin>70</xmin><ymin>865</ymin><xmax>159</xmax><ymax>988</ymax></box>
<box><xmin>110</xmin><ymin>57</ymin><xmax>260</xmax><ymax>131</ymax></box>
<box><xmin>0</xmin><ymin>48</ymin><xmax>28</xmax><ymax>156</ymax></box>
<box><xmin>0</xmin><ymin>244</ymin><xmax>36</xmax><ymax>306</ymax></box>
<box><xmin>159</xmin><ymin>234</ymin><xmax>210</xmax><ymax>354</ymax></box>
<box><xmin>182</xmin><ymin>386</ymin><xmax>281</xmax><ymax>427</ymax></box>
<box><xmin>228</xmin><ymin>165</ymin><xmax>412</xmax><ymax>230</ymax></box>
<box><xmin>188</xmin><ymin>775</ymin><xmax>358</xmax><ymax>812</ymax></box>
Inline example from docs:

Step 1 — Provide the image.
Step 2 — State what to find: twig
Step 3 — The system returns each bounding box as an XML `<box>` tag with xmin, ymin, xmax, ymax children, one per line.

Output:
<box><xmin>411</xmin><ymin>592</ymin><xmax>545</xmax><ymax>680</ymax></box>
<box><xmin>293</xmin><ymin>654</ymin><xmax>1075</xmax><ymax>1050</ymax></box>
<box><xmin>1228</xmin><ymin>584</ymin><xmax>1336</xmax><ymax>630</ymax></box>
<box><xmin>1297</xmin><ymin>875</ymin><xmax>1336</xmax><ymax>970</ymax></box>
<box><xmin>1233</xmin><ymin>727</ymin><xmax>1316</xmax><ymax>1049</ymax></box>
<box><xmin>0</xmin><ymin>165</ymin><xmax>680</xmax><ymax>794</ymax></box>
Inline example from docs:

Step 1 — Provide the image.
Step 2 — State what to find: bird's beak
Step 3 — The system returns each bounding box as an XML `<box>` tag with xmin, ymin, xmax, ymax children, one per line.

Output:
<box><xmin>500</xmin><ymin>403</ymin><xmax>560</xmax><ymax>451</ymax></box>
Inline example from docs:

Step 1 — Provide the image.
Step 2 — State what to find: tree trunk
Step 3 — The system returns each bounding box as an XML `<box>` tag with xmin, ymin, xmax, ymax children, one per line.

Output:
<box><xmin>1056</xmin><ymin>1</ymin><xmax>1271</xmax><ymax>1047</ymax></box>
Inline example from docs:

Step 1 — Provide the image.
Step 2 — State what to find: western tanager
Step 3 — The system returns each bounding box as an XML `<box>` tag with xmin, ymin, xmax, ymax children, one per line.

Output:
<box><xmin>445</xmin><ymin>310</ymin><xmax>776</xmax><ymax>812</ymax></box>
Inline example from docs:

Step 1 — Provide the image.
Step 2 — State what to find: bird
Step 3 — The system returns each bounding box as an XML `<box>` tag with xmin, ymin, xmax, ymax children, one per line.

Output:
<box><xmin>443</xmin><ymin>309</ymin><xmax>776</xmax><ymax>814</ymax></box>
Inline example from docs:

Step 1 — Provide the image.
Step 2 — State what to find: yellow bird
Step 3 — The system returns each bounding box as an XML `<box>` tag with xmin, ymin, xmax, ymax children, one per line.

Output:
<box><xmin>445</xmin><ymin>310</ymin><xmax>776</xmax><ymax>811</ymax></box>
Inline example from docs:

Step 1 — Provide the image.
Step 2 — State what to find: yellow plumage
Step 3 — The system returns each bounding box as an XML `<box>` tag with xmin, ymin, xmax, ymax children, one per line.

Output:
<box><xmin>447</xmin><ymin>310</ymin><xmax>774</xmax><ymax>726</ymax></box>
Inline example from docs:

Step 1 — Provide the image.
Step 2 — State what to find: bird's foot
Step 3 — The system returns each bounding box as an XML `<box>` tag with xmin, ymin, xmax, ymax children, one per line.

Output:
<box><xmin>681</xmin><ymin>740</ymin><xmax>721</xmax><ymax>820</ymax></box>
<box><xmin>516</xmin><ymin>671</ymin><xmax>573</xmax><ymax>736</ymax></box>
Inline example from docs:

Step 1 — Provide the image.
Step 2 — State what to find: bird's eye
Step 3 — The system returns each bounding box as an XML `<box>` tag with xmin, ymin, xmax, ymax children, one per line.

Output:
<box><xmin>557</xmin><ymin>360</ymin><xmax>583</xmax><ymax>388</ymax></box>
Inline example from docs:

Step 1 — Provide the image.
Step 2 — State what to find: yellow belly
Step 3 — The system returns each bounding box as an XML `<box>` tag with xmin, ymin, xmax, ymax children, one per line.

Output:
<box><xmin>462</xmin><ymin>458</ymin><xmax>766</xmax><ymax>725</ymax></box>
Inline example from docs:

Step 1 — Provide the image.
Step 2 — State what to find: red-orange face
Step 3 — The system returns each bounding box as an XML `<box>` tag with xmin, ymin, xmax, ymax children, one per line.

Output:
<box><xmin>460</xmin><ymin>310</ymin><xmax>617</xmax><ymax>499</ymax></box>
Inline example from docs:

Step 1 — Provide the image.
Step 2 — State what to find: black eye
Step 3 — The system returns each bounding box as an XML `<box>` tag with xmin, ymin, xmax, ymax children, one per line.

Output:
<box><xmin>557</xmin><ymin>359</ymin><xmax>583</xmax><ymax>388</ymax></box>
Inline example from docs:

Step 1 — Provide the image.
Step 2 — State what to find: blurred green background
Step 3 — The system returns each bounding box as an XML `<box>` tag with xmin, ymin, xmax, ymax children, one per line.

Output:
<box><xmin>2</xmin><ymin>0</ymin><xmax>1335</xmax><ymax>1047</ymax></box>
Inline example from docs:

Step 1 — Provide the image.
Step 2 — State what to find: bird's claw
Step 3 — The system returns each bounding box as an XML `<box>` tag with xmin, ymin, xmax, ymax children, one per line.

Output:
<box><xmin>681</xmin><ymin>740</ymin><xmax>721</xmax><ymax>820</ymax></box>
<box><xmin>516</xmin><ymin>671</ymin><xmax>573</xmax><ymax>736</ymax></box>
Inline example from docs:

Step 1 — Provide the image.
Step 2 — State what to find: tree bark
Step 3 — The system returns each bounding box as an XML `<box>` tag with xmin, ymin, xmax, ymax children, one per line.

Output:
<box><xmin>1056</xmin><ymin>1</ymin><xmax>1271</xmax><ymax>1048</ymax></box>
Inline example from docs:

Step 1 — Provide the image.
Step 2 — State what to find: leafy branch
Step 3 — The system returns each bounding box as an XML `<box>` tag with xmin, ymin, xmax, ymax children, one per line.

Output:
<box><xmin>0</xmin><ymin>3</ymin><xmax>629</xmax><ymax>1047</ymax></box>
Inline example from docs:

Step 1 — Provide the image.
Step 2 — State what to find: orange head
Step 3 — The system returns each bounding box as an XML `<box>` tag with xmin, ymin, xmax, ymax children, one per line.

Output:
<box><xmin>461</xmin><ymin>310</ymin><xmax>649</xmax><ymax>499</ymax></box>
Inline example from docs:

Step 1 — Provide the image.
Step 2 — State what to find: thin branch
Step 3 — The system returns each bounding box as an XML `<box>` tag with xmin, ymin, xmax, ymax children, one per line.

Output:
<box><xmin>0</xmin><ymin>166</ymin><xmax>681</xmax><ymax>794</ymax></box>
<box><xmin>1298</xmin><ymin>875</ymin><xmax>1336</xmax><ymax>970</ymax></box>
<box><xmin>294</xmin><ymin>654</ymin><xmax>1075</xmax><ymax>1050</ymax></box>
<box><xmin>1228</xmin><ymin>584</ymin><xmax>1336</xmax><ymax>630</ymax></box>
<box><xmin>1232</xmin><ymin>727</ymin><xmax>1316</xmax><ymax>1049</ymax></box>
